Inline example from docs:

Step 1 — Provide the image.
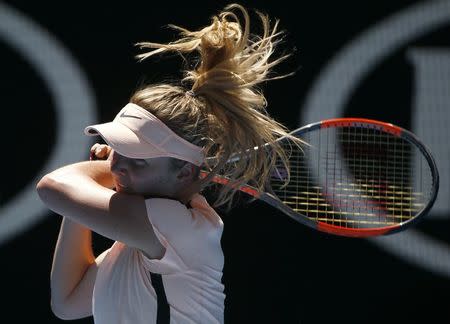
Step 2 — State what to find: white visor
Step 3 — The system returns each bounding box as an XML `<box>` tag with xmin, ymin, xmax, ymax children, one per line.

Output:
<box><xmin>84</xmin><ymin>103</ymin><xmax>204</xmax><ymax>166</ymax></box>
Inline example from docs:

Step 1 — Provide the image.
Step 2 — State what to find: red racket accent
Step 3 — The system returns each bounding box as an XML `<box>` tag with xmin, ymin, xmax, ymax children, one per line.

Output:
<box><xmin>321</xmin><ymin>118</ymin><xmax>402</xmax><ymax>136</ymax></box>
<box><xmin>317</xmin><ymin>222</ymin><xmax>395</xmax><ymax>237</ymax></box>
<box><xmin>199</xmin><ymin>171</ymin><xmax>261</xmax><ymax>198</ymax></box>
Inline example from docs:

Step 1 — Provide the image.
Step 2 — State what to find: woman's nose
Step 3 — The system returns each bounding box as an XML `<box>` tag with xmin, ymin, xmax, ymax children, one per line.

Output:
<box><xmin>110</xmin><ymin>152</ymin><xmax>128</xmax><ymax>175</ymax></box>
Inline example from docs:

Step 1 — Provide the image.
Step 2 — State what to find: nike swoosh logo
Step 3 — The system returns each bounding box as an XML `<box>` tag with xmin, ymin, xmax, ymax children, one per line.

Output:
<box><xmin>120</xmin><ymin>111</ymin><xmax>142</xmax><ymax>119</ymax></box>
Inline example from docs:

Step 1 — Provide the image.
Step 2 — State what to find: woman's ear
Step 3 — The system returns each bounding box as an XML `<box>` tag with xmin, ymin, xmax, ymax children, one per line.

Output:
<box><xmin>175</xmin><ymin>163</ymin><xmax>202</xmax><ymax>205</ymax></box>
<box><xmin>174</xmin><ymin>163</ymin><xmax>199</xmax><ymax>204</ymax></box>
<box><xmin>176</xmin><ymin>163</ymin><xmax>195</xmax><ymax>182</ymax></box>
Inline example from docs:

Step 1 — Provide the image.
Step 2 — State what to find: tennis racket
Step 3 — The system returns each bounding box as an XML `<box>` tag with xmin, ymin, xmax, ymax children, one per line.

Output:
<box><xmin>200</xmin><ymin>118</ymin><xmax>439</xmax><ymax>238</ymax></box>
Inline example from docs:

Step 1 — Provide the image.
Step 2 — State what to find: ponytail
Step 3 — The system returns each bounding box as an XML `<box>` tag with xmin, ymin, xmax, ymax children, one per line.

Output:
<box><xmin>133</xmin><ymin>3</ymin><xmax>304</xmax><ymax>210</ymax></box>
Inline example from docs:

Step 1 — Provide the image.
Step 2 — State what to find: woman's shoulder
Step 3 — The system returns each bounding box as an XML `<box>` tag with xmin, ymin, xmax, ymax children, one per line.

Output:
<box><xmin>144</xmin><ymin>195</ymin><xmax>223</xmax><ymax>233</ymax></box>
<box><xmin>188</xmin><ymin>194</ymin><xmax>223</xmax><ymax>228</ymax></box>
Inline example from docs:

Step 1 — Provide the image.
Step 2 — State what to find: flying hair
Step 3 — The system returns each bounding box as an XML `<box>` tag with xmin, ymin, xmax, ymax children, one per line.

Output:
<box><xmin>132</xmin><ymin>3</ymin><xmax>305</xmax><ymax>211</ymax></box>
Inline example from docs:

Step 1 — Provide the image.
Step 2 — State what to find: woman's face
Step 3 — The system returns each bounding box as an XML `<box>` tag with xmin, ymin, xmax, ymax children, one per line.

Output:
<box><xmin>110</xmin><ymin>151</ymin><xmax>180</xmax><ymax>198</ymax></box>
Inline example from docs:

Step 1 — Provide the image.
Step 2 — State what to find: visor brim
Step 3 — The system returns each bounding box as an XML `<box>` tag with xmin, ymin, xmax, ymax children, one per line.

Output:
<box><xmin>84</xmin><ymin>121</ymin><xmax>167</xmax><ymax>159</ymax></box>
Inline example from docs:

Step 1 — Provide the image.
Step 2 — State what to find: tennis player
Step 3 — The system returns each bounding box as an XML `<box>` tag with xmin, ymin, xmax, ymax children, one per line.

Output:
<box><xmin>36</xmin><ymin>3</ymin><xmax>297</xmax><ymax>323</ymax></box>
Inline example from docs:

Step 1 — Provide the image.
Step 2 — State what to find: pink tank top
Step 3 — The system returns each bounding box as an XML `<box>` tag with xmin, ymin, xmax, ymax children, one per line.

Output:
<box><xmin>92</xmin><ymin>194</ymin><xmax>225</xmax><ymax>323</ymax></box>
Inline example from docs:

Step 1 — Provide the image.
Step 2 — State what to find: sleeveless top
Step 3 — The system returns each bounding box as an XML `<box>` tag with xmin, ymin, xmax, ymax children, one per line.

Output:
<box><xmin>92</xmin><ymin>194</ymin><xmax>225</xmax><ymax>323</ymax></box>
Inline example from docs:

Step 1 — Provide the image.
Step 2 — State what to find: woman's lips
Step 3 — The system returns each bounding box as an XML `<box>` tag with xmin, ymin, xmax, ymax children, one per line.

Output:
<box><xmin>116</xmin><ymin>183</ymin><xmax>127</xmax><ymax>189</ymax></box>
<box><xmin>113</xmin><ymin>178</ymin><xmax>128</xmax><ymax>191</ymax></box>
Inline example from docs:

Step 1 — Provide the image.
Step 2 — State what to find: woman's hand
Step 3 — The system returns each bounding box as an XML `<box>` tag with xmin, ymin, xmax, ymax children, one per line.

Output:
<box><xmin>89</xmin><ymin>143</ymin><xmax>112</xmax><ymax>161</ymax></box>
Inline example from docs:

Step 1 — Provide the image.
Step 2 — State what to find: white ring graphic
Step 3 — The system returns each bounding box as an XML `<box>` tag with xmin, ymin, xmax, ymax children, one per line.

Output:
<box><xmin>300</xmin><ymin>0</ymin><xmax>450</xmax><ymax>277</ymax></box>
<box><xmin>0</xmin><ymin>4</ymin><xmax>97</xmax><ymax>245</ymax></box>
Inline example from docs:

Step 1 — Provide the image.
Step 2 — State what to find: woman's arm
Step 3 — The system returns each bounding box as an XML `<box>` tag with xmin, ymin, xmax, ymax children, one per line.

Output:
<box><xmin>41</xmin><ymin>159</ymin><xmax>115</xmax><ymax>190</ymax></box>
<box><xmin>37</xmin><ymin>158</ymin><xmax>162</xmax><ymax>317</ymax></box>
<box><xmin>50</xmin><ymin>217</ymin><xmax>96</xmax><ymax>319</ymax></box>
<box><xmin>50</xmin><ymin>216</ymin><xmax>111</xmax><ymax>319</ymax></box>
<box><xmin>35</xmin><ymin>160</ymin><xmax>153</xmax><ymax>245</ymax></box>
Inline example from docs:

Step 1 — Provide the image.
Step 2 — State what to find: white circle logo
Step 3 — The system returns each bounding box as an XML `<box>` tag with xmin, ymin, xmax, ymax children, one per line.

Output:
<box><xmin>0</xmin><ymin>3</ymin><xmax>97</xmax><ymax>245</ymax></box>
<box><xmin>300</xmin><ymin>0</ymin><xmax>450</xmax><ymax>277</ymax></box>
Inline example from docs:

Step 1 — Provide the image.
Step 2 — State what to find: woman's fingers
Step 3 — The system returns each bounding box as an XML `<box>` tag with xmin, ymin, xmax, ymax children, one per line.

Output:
<box><xmin>90</xmin><ymin>143</ymin><xmax>111</xmax><ymax>160</ymax></box>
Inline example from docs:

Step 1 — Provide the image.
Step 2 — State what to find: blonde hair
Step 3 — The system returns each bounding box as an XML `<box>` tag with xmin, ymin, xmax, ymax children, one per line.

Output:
<box><xmin>131</xmin><ymin>3</ymin><xmax>303</xmax><ymax>210</ymax></box>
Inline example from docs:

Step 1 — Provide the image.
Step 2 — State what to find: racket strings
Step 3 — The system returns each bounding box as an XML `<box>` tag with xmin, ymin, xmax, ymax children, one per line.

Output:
<box><xmin>269</xmin><ymin>125</ymin><xmax>433</xmax><ymax>228</ymax></box>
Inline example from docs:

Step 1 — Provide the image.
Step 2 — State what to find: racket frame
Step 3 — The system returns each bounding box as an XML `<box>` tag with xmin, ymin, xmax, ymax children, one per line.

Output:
<box><xmin>200</xmin><ymin>118</ymin><xmax>439</xmax><ymax>237</ymax></box>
